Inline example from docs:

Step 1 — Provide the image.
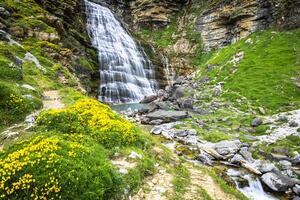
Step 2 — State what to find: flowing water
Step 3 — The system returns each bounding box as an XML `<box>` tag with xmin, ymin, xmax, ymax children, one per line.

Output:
<box><xmin>85</xmin><ymin>0</ymin><xmax>157</xmax><ymax>103</ymax></box>
<box><xmin>227</xmin><ymin>169</ymin><xmax>278</xmax><ymax>200</ymax></box>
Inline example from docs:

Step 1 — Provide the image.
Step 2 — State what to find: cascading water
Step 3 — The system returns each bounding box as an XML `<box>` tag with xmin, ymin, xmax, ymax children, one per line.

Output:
<box><xmin>84</xmin><ymin>0</ymin><xmax>157</xmax><ymax>103</ymax></box>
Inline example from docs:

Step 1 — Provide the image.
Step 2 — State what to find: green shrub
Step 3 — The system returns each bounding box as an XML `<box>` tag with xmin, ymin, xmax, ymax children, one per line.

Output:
<box><xmin>0</xmin><ymin>134</ymin><xmax>123</xmax><ymax>200</ymax></box>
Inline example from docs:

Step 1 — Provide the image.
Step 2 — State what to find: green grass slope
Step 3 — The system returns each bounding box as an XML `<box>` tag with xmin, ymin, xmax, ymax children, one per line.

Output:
<box><xmin>195</xmin><ymin>29</ymin><xmax>300</xmax><ymax>113</ymax></box>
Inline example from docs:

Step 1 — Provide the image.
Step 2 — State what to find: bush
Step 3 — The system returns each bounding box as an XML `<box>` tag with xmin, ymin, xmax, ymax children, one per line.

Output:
<box><xmin>37</xmin><ymin>99</ymin><xmax>140</xmax><ymax>147</ymax></box>
<box><xmin>0</xmin><ymin>134</ymin><xmax>123</xmax><ymax>199</ymax></box>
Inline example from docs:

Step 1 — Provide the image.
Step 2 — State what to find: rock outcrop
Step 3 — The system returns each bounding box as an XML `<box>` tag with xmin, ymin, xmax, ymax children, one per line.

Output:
<box><xmin>196</xmin><ymin>0</ymin><xmax>273</xmax><ymax>51</ymax></box>
<box><xmin>130</xmin><ymin>0</ymin><xmax>188</xmax><ymax>27</ymax></box>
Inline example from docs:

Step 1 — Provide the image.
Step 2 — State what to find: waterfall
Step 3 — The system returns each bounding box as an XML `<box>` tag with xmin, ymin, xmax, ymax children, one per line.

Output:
<box><xmin>84</xmin><ymin>0</ymin><xmax>157</xmax><ymax>103</ymax></box>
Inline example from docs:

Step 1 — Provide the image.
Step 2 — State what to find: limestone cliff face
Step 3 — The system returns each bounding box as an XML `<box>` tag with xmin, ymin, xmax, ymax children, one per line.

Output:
<box><xmin>196</xmin><ymin>0</ymin><xmax>300</xmax><ymax>51</ymax></box>
<box><xmin>196</xmin><ymin>0</ymin><xmax>274</xmax><ymax>51</ymax></box>
<box><xmin>130</xmin><ymin>0</ymin><xmax>188</xmax><ymax>27</ymax></box>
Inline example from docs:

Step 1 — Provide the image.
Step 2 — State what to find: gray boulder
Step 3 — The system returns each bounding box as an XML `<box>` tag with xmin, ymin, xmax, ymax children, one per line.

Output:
<box><xmin>146</xmin><ymin>110</ymin><xmax>189</xmax><ymax>123</ymax></box>
<box><xmin>253</xmin><ymin>160</ymin><xmax>277</xmax><ymax>173</ymax></box>
<box><xmin>293</xmin><ymin>184</ymin><xmax>300</xmax><ymax>195</ymax></box>
<box><xmin>251</xmin><ymin>118</ymin><xmax>263</xmax><ymax>127</ymax></box>
<box><xmin>213</xmin><ymin>140</ymin><xmax>242</xmax><ymax>156</ymax></box>
<box><xmin>261</xmin><ymin>171</ymin><xmax>298</xmax><ymax>192</ymax></box>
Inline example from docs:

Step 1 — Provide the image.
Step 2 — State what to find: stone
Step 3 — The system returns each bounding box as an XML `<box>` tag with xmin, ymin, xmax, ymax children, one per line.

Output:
<box><xmin>230</xmin><ymin>154</ymin><xmax>246</xmax><ymax>164</ymax></box>
<box><xmin>21</xmin><ymin>84</ymin><xmax>36</xmax><ymax>91</ymax></box>
<box><xmin>239</xmin><ymin>147</ymin><xmax>255</xmax><ymax>163</ymax></box>
<box><xmin>252</xmin><ymin>160</ymin><xmax>276</xmax><ymax>173</ymax></box>
<box><xmin>213</xmin><ymin>140</ymin><xmax>242</xmax><ymax>156</ymax></box>
<box><xmin>178</xmin><ymin>99</ymin><xmax>193</xmax><ymax>109</ymax></box>
<box><xmin>172</xmin><ymin>86</ymin><xmax>185</xmax><ymax>99</ymax></box>
<box><xmin>291</xmin><ymin>155</ymin><xmax>300</xmax><ymax>165</ymax></box>
<box><xmin>261</xmin><ymin>171</ymin><xmax>299</xmax><ymax>192</ymax></box>
<box><xmin>0</xmin><ymin>7</ymin><xmax>10</xmax><ymax>17</ymax></box>
<box><xmin>197</xmin><ymin>152</ymin><xmax>214</xmax><ymax>166</ymax></box>
<box><xmin>140</xmin><ymin>95</ymin><xmax>158</xmax><ymax>103</ymax></box>
<box><xmin>258</xmin><ymin>107</ymin><xmax>266</xmax><ymax>115</ymax></box>
<box><xmin>272</xmin><ymin>147</ymin><xmax>290</xmax><ymax>156</ymax></box>
<box><xmin>290</xmin><ymin>121</ymin><xmax>299</xmax><ymax>127</ymax></box>
<box><xmin>129</xmin><ymin>151</ymin><xmax>142</xmax><ymax>159</ymax></box>
<box><xmin>279</xmin><ymin>160</ymin><xmax>292</xmax><ymax>170</ymax></box>
<box><xmin>251</xmin><ymin>118</ymin><xmax>263</xmax><ymax>127</ymax></box>
<box><xmin>151</xmin><ymin>127</ymin><xmax>163</xmax><ymax>135</ymax></box>
<box><xmin>146</xmin><ymin>109</ymin><xmax>189</xmax><ymax>123</ymax></box>
<box><xmin>293</xmin><ymin>185</ymin><xmax>300</xmax><ymax>195</ymax></box>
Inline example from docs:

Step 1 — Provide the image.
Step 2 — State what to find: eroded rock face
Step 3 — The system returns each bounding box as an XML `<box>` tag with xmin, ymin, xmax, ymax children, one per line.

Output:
<box><xmin>130</xmin><ymin>0</ymin><xmax>188</xmax><ymax>27</ymax></box>
<box><xmin>196</xmin><ymin>0</ymin><xmax>273</xmax><ymax>51</ymax></box>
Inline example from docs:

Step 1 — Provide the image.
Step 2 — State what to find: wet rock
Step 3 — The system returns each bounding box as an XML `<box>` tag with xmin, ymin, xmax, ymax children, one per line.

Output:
<box><xmin>230</xmin><ymin>154</ymin><xmax>246</xmax><ymax>164</ymax></box>
<box><xmin>251</xmin><ymin>118</ymin><xmax>263</xmax><ymax>127</ymax></box>
<box><xmin>146</xmin><ymin>109</ymin><xmax>189</xmax><ymax>123</ymax></box>
<box><xmin>261</xmin><ymin>171</ymin><xmax>298</xmax><ymax>192</ymax></box>
<box><xmin>291</xmin><ymin>155</ymin><xmax>300</xmax><ymax>165</ymax></box>
<box><xmin>213</xmin><ymin>140</ymin><xmax>242</xmax><ymax>156</ymax></box>
<box><xmin>239</xmin><ymin>147</ymin><xmax>255</xmax><ymax>163</ymax></box>
<box><xmin>293</xmin><ymin>185</ymin><xmax>300</xmax><ymax>195</ymax></box>
<box><xmin>140</xmin><ymin>95</ymin><xmax>158</xmax><ymax>103</ymax></box>
<box><xmin>290</xmin><ymin>121</ymin><xmax>299</xmax><ymax>127</ymax></box>
<box><xmin>253</xmin><ymin>160</ymin><xmax>276</xmax><ymax>173</ymax></box>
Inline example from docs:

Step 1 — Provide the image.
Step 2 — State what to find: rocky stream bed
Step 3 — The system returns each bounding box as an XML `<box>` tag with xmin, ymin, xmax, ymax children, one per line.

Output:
<box><xmin>114</xmin><ymin>75</ymin><xmax>300</xmax><ymax>200</ymax></box>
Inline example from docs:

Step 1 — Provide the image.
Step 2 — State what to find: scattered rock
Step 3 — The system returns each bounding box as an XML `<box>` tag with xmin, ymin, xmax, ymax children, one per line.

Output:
<box><xmin>129</xmin><ymin>151</ymin><xmax>142</xmax><ymax>159</ymax></box>
<box><xmin>253</xmin><ymin>160</ymin><xmax>276</xmax><ymax>173</ymax></box>
<box><xmin>151</xmin><ymin>127</ymin><xmax>163</xmax><ymax>135</ymax></box>
<box><xmin>293</xmin><ymin>185</ymin><xmax>300</xmax><ymax>195</ymax></box>
<box><xmin>213</xmin><ymin>140</ymin><xmax>242</xmax><ymax>156</ymax></box>
<box><xmin>146</xmin><ymin>109</ymin><xmax>189</xmax><ymax>123</ymax></box>
<box><xmin>258</xmin><ymin>107</ymin><xmax>266</xmax><ymax>115</ymax></box>
<box><xmin>290</xmin><ymin>121</ymin><xmax>299</xmax><ymax>127</ymax></box>
<box><xmin>261</xmin><ymin>171</ymin><xmax>298</xmax><ymax>192</ymax></box>
<box><xmin>140</xmin><ymin>95</ymin><xmax>158</xmax><ymax>103</ymax></box>
<box><xmin>251</xmin><ymin>118</ymin><xmax>263</xmax><ymax>127</ymax></box>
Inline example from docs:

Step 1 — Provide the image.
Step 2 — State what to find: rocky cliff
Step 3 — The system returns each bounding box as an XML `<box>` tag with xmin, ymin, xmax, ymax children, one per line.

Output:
<box><xmin>0</xmin><ymin>0</ymin><xmax>99</xmax><ymax>94</ymax></box>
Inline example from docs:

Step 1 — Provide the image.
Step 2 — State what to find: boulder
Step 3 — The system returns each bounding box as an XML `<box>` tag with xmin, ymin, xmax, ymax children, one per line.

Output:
<box><xmin>140</xmin><ymin>95</ymin><xmax>158</xmax><ymax>103</ymax></box>
<box><xmin>213</xmin><ymin>140</ymin><xmax>242</xmax><ymax>156</ymax></box>
<box><xmin>253</xmin><ymin>160</ymin><xmax>277</xmax><ymax>173</ymax></box>
<box><xmin>178</xmin><ymin>99</ymin><xmax>193</xmax><ymax>109</ymax></box>
<box><xmin>251</xmin><ymin>118</ymin><xmax>263</xmax><ymax>127</ymax></box>
<box><xmin>146</xmin><ymin>109</ymin><xmax>189</xmax><ymax>123</ymax></box>
<box><xmin>261</xmin><ymin>171</ymin><xmax>298</xmax><ymax>192</ymax></box>
<box><xmin>293</xmin><ymin>184</ymin><xmax>300</xmax><ymax>195</ymax></box>
<box><xmin>290</xmin><ymin>121</ymin><xmax>299</xmax><ymax>127</ymax></box>
<box><xmin>150</xmin><ymin>127</ymin><xmax>163</xmax><ymax>135</ymax></box>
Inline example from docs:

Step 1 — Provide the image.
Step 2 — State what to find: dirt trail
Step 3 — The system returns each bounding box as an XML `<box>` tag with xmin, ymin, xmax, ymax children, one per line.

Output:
<box><xmin>184</xmin><ymin>164</ymin><xmax>238</xmax><ymax>200</ymax></box>
<box><xmin>131</xmin><ymin>166</ymin><xmax>173</xmax><ymax>200</ymax></box>
<box><xmin>0</xmin><ymin>90</ymin><xmax>64</xmax><ymax>147</ymax></box>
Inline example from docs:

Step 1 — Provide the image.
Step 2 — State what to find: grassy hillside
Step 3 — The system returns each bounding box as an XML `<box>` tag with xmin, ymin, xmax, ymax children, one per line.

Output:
<box><xmin>0</xmin><ymin>0</ymin><xmax>98</xmax><ymax>131</ymax></box>
<box><xmin>195</xmin><ymin>30</ymin><xmax>300</xmax><ymax>113</ymax></box>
